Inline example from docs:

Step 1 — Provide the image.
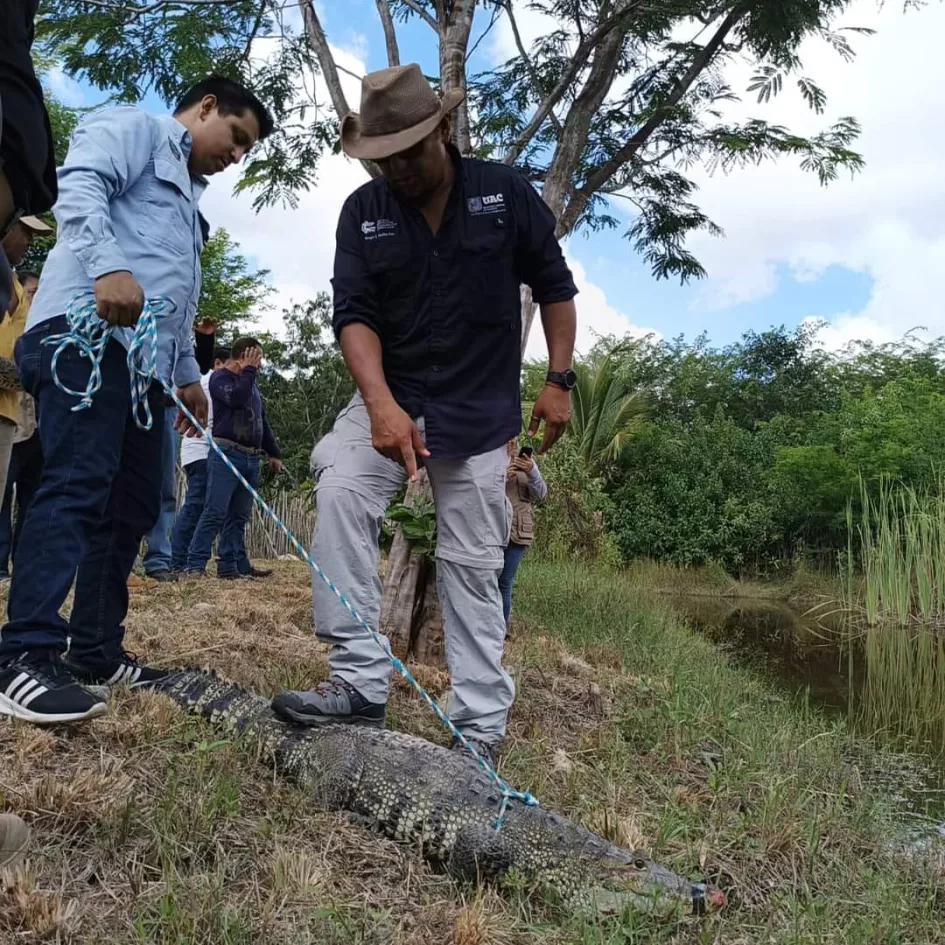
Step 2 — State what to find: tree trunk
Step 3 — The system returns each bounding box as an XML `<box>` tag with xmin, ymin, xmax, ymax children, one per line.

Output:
<box><xmin>439</xmin><ymin>0</ymin><xmax>476</xmax><ymax>155</ymax></box>
<box><xmin>411</xmin><ymin>560</ymin><xmax>445</xmax><ymax>666</ymax></box>
<box><xmin>378</xmin><ymin>518</ymin><xmax>425</xmax><ymax>660</ymax></box>
<box><xmin>378</xmin><ymin>468</ymin><xmax>448</xmax><ymax>669</ymax></box>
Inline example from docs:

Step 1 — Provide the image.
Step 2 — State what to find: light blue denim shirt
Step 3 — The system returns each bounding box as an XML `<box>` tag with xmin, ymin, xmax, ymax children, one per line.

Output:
<box><xmin>28</xmin><ymin>105</ymin><xmax>207</xmax><ymax>387</ymax></box>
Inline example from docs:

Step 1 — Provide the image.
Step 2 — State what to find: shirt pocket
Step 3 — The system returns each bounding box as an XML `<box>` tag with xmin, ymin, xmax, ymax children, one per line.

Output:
<box><xmin>459</xmin><ymin>225</ymin><xmax>518</xmax><ymax>328</ymax></box>
<box><xmin>364</xmin><ymin>241</ymin><xmax>417</xmax><ymax>331</ymax></box>
<box><xmin>136</xmin><ymin>156</ymin><xmax>194</xmax><ymax>255</ymax></box>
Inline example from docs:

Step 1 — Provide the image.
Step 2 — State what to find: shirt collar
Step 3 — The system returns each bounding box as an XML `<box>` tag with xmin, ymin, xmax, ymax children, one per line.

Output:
<box><xmin>382</xmin><ymin>142</ymin><xmax>465</xmax><ymax>212</ymax></box>
<box><xmin>161</xmin><ymin>115</ymin><xmax>209</xmax><ymax>196</ymax></box>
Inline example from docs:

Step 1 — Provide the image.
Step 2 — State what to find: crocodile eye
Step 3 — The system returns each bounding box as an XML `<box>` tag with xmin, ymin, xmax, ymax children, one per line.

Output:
<box><xmin>633</xmin><ymin>857</ymin><xmax>648</xmax><ymax>870</ymax></box>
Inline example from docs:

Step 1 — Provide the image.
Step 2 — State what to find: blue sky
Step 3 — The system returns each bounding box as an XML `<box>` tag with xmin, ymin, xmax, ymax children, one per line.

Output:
<box><xmin>50</xmin><ymin>0</ymin><xmax>945</xmax><ymax>358</ymax></box>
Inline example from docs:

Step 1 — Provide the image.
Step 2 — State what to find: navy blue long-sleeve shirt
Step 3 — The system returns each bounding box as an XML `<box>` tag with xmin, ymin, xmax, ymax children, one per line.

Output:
<box><xmin>331</xmin><ymin>144</ymin><xmax>578</xmax><ymax>460</ymax></box>
<box><xmin>208</xmin><ymin>365</ymin><xmax>280</xmax><ymax>458</ymax></box>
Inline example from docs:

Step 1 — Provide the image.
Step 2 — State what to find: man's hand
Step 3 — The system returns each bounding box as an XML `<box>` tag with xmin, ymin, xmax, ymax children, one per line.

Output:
<box><xmin>528</xmin><ymin>384</ymin><xmax>571</xmax><ymax>454</ymax></box>
<box><xmin>194</xmin><ymin>317</ymin><xmax>216</xmax><ymax>336</ymax></box>
<box><xmin>239</xmin><ymin>346</ymin><xmax>263</xmax><ymax>370</ymax></box>
<box><xmin>512</xmin><ymin>455</ymin><xmax>534</xmax><ymax>474</ymax></box>
<box><xmin>94</xmin><ymin>271</ymin><xmax>144</xmax><ymax>327</ymax></box>
<box><xmin>367</xmin><ymin>396</ymin><xmax>430</xmax><ymax>481</ymax></box>
<box><xmin>173</xmin><ymin>382</ymin><xmax>209</xmax><ymax>438</ymax></box>
<box><xmin>268</xmin><ymin>456</ymin><xmax>283</xmax><ymax>473</ymax></box>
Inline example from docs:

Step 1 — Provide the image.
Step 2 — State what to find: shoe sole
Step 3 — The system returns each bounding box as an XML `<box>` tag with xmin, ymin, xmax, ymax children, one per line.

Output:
<box><xmin>272</xmin><ymin>702</ymin><xmax>385</xmax><ymax>729</ymax></box>
<box><xmin>0</xmin><ymin>692</ymin><xmax>108</xmax><ymax>725</ymax></box>
<box><xmin>78</xmin><ymin>677</ymin><xmax>167</xmax><ymax>699</ymax></box>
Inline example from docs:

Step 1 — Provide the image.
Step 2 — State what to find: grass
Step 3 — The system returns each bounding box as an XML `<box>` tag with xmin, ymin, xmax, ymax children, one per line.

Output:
<box><xmin>0</xmin><ymin>559</ymin><xmax>942</xmax><ymax>943</ymax></box>
<box><xmin>834</xmin><ymin>476</ymin><xmax>945</xmax><ymax>756</ymax></box>
<box><xmin>848</xmin><ymin>475</ymin><xmax>945</xmax><ymax>626</ymax></box>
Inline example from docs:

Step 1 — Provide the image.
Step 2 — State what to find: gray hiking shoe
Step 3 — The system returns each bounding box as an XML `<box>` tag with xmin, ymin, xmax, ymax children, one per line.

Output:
<box><xmin>450</xmin><ymin>735</ymin><xmax>501</xmax><ymax>770</ymax></box>
<box><xmin>271</xmin><ymin>678</ymin><xmax>386</xmax><ymax>728</ymax></box>
<box><xmin>0</xmin><ymin>813</ymin><xmax>29</xmax><ymax>870</ymax></box>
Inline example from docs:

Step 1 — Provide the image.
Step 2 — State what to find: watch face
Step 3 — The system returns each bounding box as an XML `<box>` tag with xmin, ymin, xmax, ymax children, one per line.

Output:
<box><xmin>548</xmin><ymin>369</ymin><xmax>577</xmax><ymax>389</ymax></box>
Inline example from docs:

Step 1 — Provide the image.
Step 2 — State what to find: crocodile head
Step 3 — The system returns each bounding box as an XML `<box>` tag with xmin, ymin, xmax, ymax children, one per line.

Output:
<box><xmin>578</xmin><ymin>852</ymin><xmax>727</xmax><ymax>917</ymax></box>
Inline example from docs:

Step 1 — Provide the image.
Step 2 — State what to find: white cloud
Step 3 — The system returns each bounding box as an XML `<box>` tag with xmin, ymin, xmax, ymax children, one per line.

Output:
<box><xmin>669</xmin><ymin>1</ymin><xmax>945</xmax><ymax>345</ymax></box>
<box><xmin>524</xmin><ymin>254</ymin><xmax>658</xmax><ymax>361</ymax></box>
<box><xmin>490</xmin><ymin>1</ymin><xmax>945</xmax><ymax>349</ymax></box>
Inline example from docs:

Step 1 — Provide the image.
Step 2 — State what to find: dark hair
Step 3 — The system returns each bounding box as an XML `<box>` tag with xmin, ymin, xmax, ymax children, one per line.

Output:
<box><xmin>16</xmin><ymin>269</ymin><xmax>40</xmax><ymax>284</ymax></box>
<box><xmin>231</xmin><ymin>337</ymin><xmax>260</xmax><ymax>359</ymax></box>
<box><xmin>174</xmin><ymin>75</ymin><xmax>274</xmax><ymax>141</ymax></box>
<box><xmin>213</xmin><ymin>345</ymin><xmax>231</xmax><ymax>363</ymax></box>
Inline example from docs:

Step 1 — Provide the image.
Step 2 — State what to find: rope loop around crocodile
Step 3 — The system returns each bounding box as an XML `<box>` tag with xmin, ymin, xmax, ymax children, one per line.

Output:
<box><xmin>46</xmin><ymin>292</ymin><xmax>539</xmax><ymax>829</ymax></box>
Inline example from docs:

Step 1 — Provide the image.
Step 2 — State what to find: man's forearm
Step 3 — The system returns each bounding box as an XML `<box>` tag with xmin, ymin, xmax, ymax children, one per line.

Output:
<box><xmin>539</xmin><ymin>299</ymin><xmax>576</xmax><ymax>371</ymax></box>
<box><xmin>339</xmin><ymin>322</ymin><xmax>395</xmax><ymax>409</ymax></box>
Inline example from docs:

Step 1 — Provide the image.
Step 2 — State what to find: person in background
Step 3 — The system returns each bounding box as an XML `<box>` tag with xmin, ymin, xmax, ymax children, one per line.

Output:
<box><xmin>184</xmin><ymin>337</ymin><xmax>282</xmax><ymax>579</ymax></box>
<box><xmin>139</xmin><ymin>313</ymin><xmax>217</xmax><ymax>583</ymax></box>
<box><xmin>169</xmin><ymin>344</ymin><xmax>229</xmax><ymax>573</ymax></box>
<box><xmin>0</xmin><ymin>267</ymin><xmax>41</xmax><ymax>578</ymax></box>
<box><xmin>0</xmin><ymin>76</ymin><xmax>273</xmax><ymax>726</ymax></box>
<box><xmin>499</xmin><ymin>441</ymin><xmax>547</xmax><ymax>630</ymax></box>
<box><xmin>16</xmin><ymin>269</ymin><xmax>39</xmax><ymax>305</ymax></box>
<box><xmin>0</xmin><ymin>0</ymin><xmax>58</xmax><ymax>315</ymax></box>
<box><xmin>0</xmin><ymin>218</ymin><xmax>50</xmax><ymax>503</ymax></box>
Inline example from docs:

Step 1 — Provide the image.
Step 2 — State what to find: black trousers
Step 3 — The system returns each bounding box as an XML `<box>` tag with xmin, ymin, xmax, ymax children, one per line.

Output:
<box><xmin>0</xmin><ymin>0</ymin><xmax>57</xmax><ymax>310</ymax></box>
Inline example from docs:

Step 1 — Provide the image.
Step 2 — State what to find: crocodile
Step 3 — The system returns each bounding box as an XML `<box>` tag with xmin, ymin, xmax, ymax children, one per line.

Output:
<box><xmin>151</xmin><ymin>668</ymin><xmax>726</xmax><ymax>918</ymax></box>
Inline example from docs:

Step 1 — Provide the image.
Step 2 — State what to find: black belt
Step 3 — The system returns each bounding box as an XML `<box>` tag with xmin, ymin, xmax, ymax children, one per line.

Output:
<box><xmin>214</xmin><ymin>436</ymin><xmax>265</xmax><ymax>456</ymax></box>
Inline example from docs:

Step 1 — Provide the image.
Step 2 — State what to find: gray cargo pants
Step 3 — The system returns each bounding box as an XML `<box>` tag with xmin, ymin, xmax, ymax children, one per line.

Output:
<box><xmin>309</xmin><ymin>394</ymin><xmax>515</xmax><ymax>742</ymax></box>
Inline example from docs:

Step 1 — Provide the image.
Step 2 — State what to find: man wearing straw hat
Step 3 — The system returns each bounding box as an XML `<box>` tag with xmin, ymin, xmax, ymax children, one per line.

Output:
<box><xmin>273</xmin><ymin>64</ymin><xmax>578</xmax><ymax>766</ymax></box>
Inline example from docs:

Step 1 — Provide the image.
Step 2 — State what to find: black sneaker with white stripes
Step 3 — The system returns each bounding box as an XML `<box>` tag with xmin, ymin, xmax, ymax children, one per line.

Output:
<box><xmin>0</xmin><ymin>652</ymin><xmax>108</xmax><ymax>724</ymax></box>
<box><xmin>64</xmin><ymin>650</ymin><xmax>169</xmax><ymax>691</ymax></box>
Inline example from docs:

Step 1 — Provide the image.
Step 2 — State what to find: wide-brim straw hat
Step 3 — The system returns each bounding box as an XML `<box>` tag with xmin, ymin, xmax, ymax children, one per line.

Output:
<box><xmin>341</xmin><ymin>63</ymin><xmax>464</xmax><ymax>161</ymax></box>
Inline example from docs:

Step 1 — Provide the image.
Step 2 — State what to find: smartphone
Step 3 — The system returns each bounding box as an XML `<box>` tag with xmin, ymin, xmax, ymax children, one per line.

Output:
<box><xmin>519</xmin><ymin>445</ymin><xmax>534</xmax><ymax>458</ymax></box>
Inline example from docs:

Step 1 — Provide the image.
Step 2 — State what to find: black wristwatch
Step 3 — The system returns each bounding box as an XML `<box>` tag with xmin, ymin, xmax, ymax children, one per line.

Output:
<box><xmin>546</xmin><ymin>368</ymin><xmax>577</xmax><ymax>391</ymax></box>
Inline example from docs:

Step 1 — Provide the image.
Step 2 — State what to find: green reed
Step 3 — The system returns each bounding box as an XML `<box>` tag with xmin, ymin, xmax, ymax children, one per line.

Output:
<box><xmin>843</xmin><ymin>474</ymin><xmax>945</xmax><ymax>754</ymax></box>
<box><xmin>849</xmin><ymin>474</ymin><xmax>945</xmax><ymax>626</ymax></box>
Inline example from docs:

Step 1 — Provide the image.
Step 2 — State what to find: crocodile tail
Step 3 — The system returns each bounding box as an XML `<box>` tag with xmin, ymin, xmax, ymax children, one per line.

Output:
<box><xmin>151</xmin><ymin>667</ymin><xmax>279</xmax><ymax>739</ymax></box>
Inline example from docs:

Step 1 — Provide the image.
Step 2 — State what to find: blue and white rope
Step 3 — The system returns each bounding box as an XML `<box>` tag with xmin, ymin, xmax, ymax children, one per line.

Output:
<box><xmin>48</xmin><ymin>293</ymin><xmax>539</xmax><ymax>828</ymax></box>
<box><xmin>43</xmin><ymin>292</ymin><xmax>176</xmax><ymax>432</ymax></box>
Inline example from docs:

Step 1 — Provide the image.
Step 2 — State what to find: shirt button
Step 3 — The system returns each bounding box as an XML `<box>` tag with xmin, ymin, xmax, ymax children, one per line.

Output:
<box><xmin>432</xmin><ymin>365</ymin><xmax>441</xmax><ymax>373</ymax></box>
<box><xmin>432</xmin><ymin>249</ymin><xmax>439</xmax><ymax>257</ymax></box>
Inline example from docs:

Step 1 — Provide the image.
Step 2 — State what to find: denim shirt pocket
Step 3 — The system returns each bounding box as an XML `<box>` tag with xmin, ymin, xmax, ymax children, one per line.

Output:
<box><xmin>136</xmin><ymin>149</ymin><xmax>194</xmax><ymax>255</ymax></box>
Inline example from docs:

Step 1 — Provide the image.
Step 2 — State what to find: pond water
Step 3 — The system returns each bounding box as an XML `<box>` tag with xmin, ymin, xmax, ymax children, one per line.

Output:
<box><xmin>666</xmin><ymin>595</ymin><xmax>945</xmax><ymax>829</ymax></box>
<box><xmin>666</xmin><ymin>596</ymin><xmax>854</xmax><ymax>714</ymax></box>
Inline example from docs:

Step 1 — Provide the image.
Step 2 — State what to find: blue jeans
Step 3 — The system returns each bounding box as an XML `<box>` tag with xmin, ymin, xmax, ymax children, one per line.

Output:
<box><xmin>498</xmin><ymin>542</ymin><xmax>528</xmax><ymax>626</ymax></box>
<box><xmin>0</xmin><ymin>316</ymin><xmax>164</xmax><ymax>666</ymax></box>
<box><xmin>185</xmin><ymin>446</ymin><xmax>258</xmax><ymax>576</ymax></box>
<box><xmin>170</xmin><ymin>458</ymin><xmax>208</xmax><ymax>571</ymax></box>
<box><xmin>0</xmin><ymin>430</ymin><xmax>44</xmax><ymax>573</ymax></box>
<box><xmin>142</xmin><ymin>404</ymin><xmax>179</xmax><ymax>574</ymax></box>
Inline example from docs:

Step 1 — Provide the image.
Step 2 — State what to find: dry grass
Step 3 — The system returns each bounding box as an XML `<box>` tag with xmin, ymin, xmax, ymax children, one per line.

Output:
<box><xmin>0</xmin><ymin>563</ymin><xmax>563</xmax><ymax>945</ymax></box>
<box><xmin>0</xmin><ymin>560</ymin><xmax>940</xmax><ymax>944</ymax></box>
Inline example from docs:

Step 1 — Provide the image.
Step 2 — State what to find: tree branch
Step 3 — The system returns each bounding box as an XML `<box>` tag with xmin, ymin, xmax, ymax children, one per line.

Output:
<box><xmin>241</xmin><ymin>0</ymin><xmax>268</xmax><ymax>63</ymax></box>
<box><xmin>466</xmin><ymin>2</ymin><xmax>501</xmax><ymax>63</ymax></box>
<box><xmin>402</xmin><ymin>0</ymin><xmax>439</xmax><ymax>31</ymax></box>
<box><xmin>503</xmin><ymin>0</ymin><xmax>648</xmax><ymax>167</ymax></box>
<box><xmin>60</xmin><ymin>0</ymin><xmax>233</xmax><ymax>11</ymax></box>
<box><xmin>440</xmin><ymin>0</ymin><xmax>476</xmax><ymax>153</ymax></box>
<box><xmin>301</xmin><ymin>0</ymin><xmax>380</xmax><ymax>179</ymax></box>
<box><xmin>375</xmin><ymin>0</ymin><xmax>401</xmax><ymax>66</ymax></box>
<box><xmin>559</xmin><ymin>8</ymin><xmax>742</xmax><ymax>234</ymax></box>
<box><xmin>503</xmin><ymin>0</ymin><xmax>562</xmax><ymax>136</ymax></box>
